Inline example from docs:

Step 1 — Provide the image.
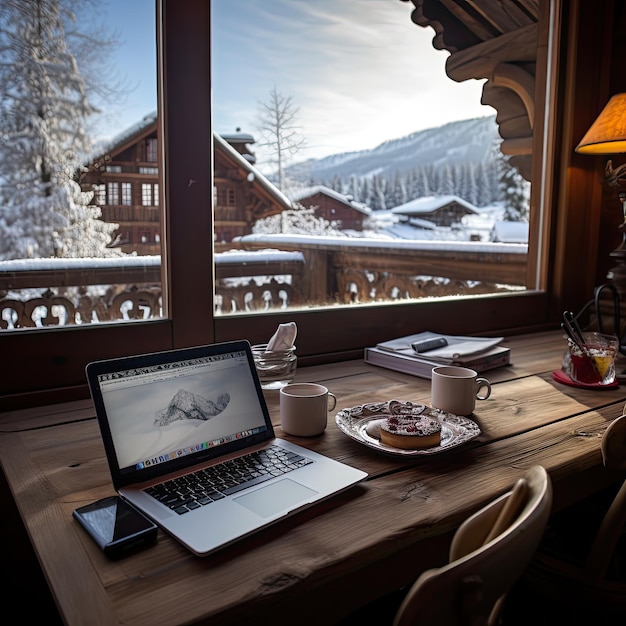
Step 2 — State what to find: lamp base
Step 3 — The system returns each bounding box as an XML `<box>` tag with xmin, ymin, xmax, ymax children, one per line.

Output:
<box><xmin>605</xmin><ymin>211</ymin><xmax>626</xmax><ymax>308</ymax></box>
<box><xmin>607</xmin><ymin>247</ymin><xmax>626</xmax><ymax>304</ymax></box>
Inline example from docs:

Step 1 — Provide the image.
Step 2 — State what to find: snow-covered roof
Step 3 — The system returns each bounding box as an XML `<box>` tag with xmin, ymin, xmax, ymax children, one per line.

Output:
<box><xmin>91</xmin><ymin>111</ymin><xmax>158</xmax><ymax>160</ymax></box>
<box><xmin>290</xmin><ymin>185</ymin><xmax>371</xmax><ymax>215</ymax></box>
<box><xmin>491</xmin><ymin>221</ymin><xmax>529</xmax><ymax>243</ymax></box>
<box><xmin>220</xmin><ymin>133</ymin><xmax>255</xmax><ymax>144</ymax></box>
<box><xmin>213</xmin><ymin>133</ymin><xmax>293</xmax><ymax>211</ymax></box>
<box><xmin>391</xmin><ymin>195</ymin><xmax>479</xmax><ymax>216</ymax></box>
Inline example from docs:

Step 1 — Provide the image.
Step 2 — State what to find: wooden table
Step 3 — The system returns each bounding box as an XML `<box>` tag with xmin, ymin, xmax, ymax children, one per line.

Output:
<box><xmin>2</xmin><ymin>330</ymin><xmax>626</xmax><ymax>625</ymax></box>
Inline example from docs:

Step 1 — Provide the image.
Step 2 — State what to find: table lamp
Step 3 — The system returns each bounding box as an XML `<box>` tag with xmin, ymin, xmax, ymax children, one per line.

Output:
<box><xmin>576</xmin><ymin>92</ymin><xmax>626</xmax><ymax>182</ymax></box>
<box><xmin>575</xmin><ymin>93</ymin><xmax>626</xmax><ymax>340</ymax></box>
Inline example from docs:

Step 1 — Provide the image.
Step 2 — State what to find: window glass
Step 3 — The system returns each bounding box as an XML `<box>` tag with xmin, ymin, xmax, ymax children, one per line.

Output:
<box><xmin>142</xmin><ymin>183</ymin><xmax>152</xmax><ymax>206</ymax></box>
<box><xmin>211</xmin><ymin>0</ymin><xmax>534</xmax><ymax>315</ymax></box>
<box><xmin>94</xmin><ymin>184</ymin><xmax>106</xmax><ymax>205</ymax></box>
<box><xmin>121</xmin><ymin>182</ymin><xmax>132</xmax><ymax>206</ymax></box>
<box><xmin>108</xmin><ymin>182</ymin><xmax>119</xmax><ymax>205</ymax></box>
<box><xmin>146</xmin><ymin>138</ymin><xmax>158</xmax><ymax>162</ymax></box>
<box><xmin>0</xmin><ymin>0</ymin><xmax>161</xmax><ymax>330</ymax></box>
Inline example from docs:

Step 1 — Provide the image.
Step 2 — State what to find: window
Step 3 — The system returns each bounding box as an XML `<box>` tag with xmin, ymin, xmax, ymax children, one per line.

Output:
<box><xmin>2</xmin><ymin>0</ymin><xmax>575</xmax><ymax>407</ymax></box>
<box><xmin>107</xmin><ymin>182</ymin><xmax>119</xmax><ymax>205</ymax></box>
<box><xmin>142</xmin><ymin>183</ymin><xmax>158</xmax><ymax>206</ymax></box>
<box><xmin>216</xmin><ymin>187</ymin><xmax>235</xmax><ymax>207</ymax></box>
<box><xmin>139</xmin><ymin>166</ymin><xmax>158</xmax><ymax>175</ymax></box>
<box><xmin>146</xmin><ymin>138</ymin><xmax>158</xmax><ymax>162</ymax></box>
<box><xmin>121</xmin><ymin>182</ymin><xmax>132</xmax><ymax>206</ymax></box>
<box><xmin>93</xmin><ymin>184</ymin><xmax>106</xmax><ymax>205</ymax></box>
<box><xmin>210</xmin><ymin>2</ymin><xmax>537</xmax><ymax>312</ymax></box>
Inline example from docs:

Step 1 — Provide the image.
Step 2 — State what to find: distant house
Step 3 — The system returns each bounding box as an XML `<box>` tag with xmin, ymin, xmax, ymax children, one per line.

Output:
<box><xmin>289</xmin><ymin>185</ymin><xmax>371</xmax><ymax>232</ymax></box>
<box><xmin>391</xmin><ymin>195</ymin><xmax>479</xmax><ymax>228</ymax></box>
<box><xmin>81</xmin><ymin>116</ymin><xmax>292</xmax><ymax>253</ymax></box>
<box><xmin>490</xmin><ymin>221</ymin><xmax>529</xmax><ymax>243</ymax></box>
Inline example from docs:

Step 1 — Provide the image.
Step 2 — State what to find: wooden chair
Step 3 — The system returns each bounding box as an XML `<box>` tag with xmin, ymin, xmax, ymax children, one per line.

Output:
<box><xmin>517</xmin><ymin>415</ymin><xmax>626</xmax><ymax>624</ymax></box>
<box><xmin>392</xmin><ymin>465</ymin><xmax>553</xmax><ymax>626</ymax></box>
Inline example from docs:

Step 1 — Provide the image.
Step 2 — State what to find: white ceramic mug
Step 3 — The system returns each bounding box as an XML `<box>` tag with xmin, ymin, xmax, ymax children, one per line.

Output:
<box><xmin>279</xmin><ymin>382</ymin><xmax>337</xmax><ymax>437</ymax></box>
<box><xmin>431</xmin><ymin>366</ymin><xmax>491</xmax><ymax>415</ymax></box>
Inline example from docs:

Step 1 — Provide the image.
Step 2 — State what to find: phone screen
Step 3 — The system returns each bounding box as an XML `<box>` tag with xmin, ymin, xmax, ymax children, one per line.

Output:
<box><xmin>73</xmin><ymin>496</ymin><xmax>157</xmax><ymax>554</ymax></box>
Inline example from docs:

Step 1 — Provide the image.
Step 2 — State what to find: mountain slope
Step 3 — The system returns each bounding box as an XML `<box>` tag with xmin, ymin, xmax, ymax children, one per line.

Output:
<box><xmin>285</xmin><ymin>116</ymin><xmax>499</xmax><ymax>183</ymax></box>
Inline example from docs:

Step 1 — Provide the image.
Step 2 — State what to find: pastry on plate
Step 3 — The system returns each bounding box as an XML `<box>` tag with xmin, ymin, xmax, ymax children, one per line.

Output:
<box><xmin>378</xmin><ymin>414</ymin><xmax>442</xmax><ymax>449</ymax></box>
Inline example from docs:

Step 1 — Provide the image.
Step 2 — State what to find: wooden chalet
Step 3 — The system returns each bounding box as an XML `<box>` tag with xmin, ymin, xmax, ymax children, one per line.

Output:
<box><xmin>390</xmin><ymin>194</ymin><xmax>479</xmax><ymax>227</ymax></box>
<box><xmin>81</xmin><ymin>113</ymin><xmax>160</xmax><ymax>255</ymax></box>
<box><xmin>289</xmin><ymin>185</ymin><xmax>371</xmax><ymax>232</ymax></box>
<box><xmin>81</xmin><ymin>119</ymin><xmax>292</xmax><ymax>253</ymax></box>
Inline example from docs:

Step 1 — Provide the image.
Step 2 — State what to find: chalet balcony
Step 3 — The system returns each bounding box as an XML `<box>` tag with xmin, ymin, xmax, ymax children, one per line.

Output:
<box><xmin>0</xmin><ymin>236</ymin><xmax>527</xmax><ymax>329</ymax></box>
<box><xmin>101</xmin><ymin>205</ymin><xmax>160</xmax><ymax>223</ymax></box>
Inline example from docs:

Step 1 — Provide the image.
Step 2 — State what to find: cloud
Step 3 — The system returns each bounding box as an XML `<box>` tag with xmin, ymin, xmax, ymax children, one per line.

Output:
<box><xmin>212</xmin><ymin>0</ymin><xmax>492</xmax><ymax>162</ymax></box>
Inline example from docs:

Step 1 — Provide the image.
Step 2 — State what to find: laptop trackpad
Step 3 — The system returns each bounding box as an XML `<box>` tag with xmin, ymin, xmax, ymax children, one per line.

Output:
<box><xmin>234</xmin><ymin>479</ymin><xmax>317</xmax><ymax>518</ymax></box>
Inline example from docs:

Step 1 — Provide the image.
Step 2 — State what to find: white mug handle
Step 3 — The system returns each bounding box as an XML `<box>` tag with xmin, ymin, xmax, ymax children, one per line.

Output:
<box><xmin>475</xmin><ymin>378</ymin><xmax>491</xmax><ymax>401</ymax></box>
<box><xmin>327</xmin><ymin>392</ymin><xmax>337</xmax><ymax>412</ymax></box>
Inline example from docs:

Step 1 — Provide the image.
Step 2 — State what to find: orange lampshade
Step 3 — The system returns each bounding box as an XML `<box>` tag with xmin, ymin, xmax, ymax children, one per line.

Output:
<box><xmin>576</xmin><ymin>93</ymin><xmax>626</xmax><ymax>155</ymax></box>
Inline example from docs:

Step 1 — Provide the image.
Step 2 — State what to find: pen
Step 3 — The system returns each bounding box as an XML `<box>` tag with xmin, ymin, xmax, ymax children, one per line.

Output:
<box><xmin>411</xmin><ymin>337</ymin><xmax>448</xmax><ymax>353</ymax></box>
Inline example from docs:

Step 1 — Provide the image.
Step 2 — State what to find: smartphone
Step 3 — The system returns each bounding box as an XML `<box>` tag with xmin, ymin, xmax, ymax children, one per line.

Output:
<box><xmin>73</xmin><ymin>496</ymin><xmax>157</xmax><ymax>558</ymax></box>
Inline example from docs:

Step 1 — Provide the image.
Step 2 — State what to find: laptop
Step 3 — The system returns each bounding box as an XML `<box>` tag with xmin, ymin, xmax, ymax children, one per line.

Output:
<box><xmin>86</xmin><ymin>340</ymin><xmax>367</xmax><ymax>556</ymax></box>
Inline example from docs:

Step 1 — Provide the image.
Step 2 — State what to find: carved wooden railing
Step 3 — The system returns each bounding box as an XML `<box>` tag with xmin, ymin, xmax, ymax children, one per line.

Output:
<box><xmin>0</xmin><ymin>236</ymin><xmax>527</xmax><ymax>329</ymax></box>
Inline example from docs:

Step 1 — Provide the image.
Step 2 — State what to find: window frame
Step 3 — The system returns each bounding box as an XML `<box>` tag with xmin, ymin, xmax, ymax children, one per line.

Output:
<box><xmin>2</xmin><ymin>0</ymin><xmax>591</xmax><ymax>408</ymax></box>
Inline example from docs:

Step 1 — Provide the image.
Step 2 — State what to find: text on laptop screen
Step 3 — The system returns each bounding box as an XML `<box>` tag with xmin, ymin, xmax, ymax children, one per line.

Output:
<box><xmin>97</xmin><ymin>350</ymin><xmax>269</xmax><ymax>473</ymax></box>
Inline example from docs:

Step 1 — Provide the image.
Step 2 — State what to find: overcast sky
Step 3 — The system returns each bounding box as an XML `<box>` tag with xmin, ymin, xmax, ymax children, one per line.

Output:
<box><xmin>93</xmin><ymin>0</ymin><xmax>493</xmax><ymax>165</ymax></box>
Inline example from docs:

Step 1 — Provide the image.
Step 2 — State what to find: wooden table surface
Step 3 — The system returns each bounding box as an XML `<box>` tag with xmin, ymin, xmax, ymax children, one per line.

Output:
<box><xmin>2</xmin><ymin>330</ymin><xmax>626</xmax><ymax>625</ymax></box>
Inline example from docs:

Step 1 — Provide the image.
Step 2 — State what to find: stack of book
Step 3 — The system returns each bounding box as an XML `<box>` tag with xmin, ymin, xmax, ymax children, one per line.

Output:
<box><xmin>364</xmin><ymin>331</ymin><xmax>511</xmax><ymax>379</ymax></box>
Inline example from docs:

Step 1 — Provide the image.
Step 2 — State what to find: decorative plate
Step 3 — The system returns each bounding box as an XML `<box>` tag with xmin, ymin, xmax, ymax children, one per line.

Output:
<box><xmin>335</xmin><ymin>400</ymin><xmax>481</xmax><ymax>457</ymax></box>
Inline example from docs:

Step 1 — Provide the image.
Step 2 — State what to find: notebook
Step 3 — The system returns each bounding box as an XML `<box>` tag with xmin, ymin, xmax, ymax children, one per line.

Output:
<box><xmin>85</xmin><ymin>340</ymin><xmax>367</xmax><ymax>557</ymax></box>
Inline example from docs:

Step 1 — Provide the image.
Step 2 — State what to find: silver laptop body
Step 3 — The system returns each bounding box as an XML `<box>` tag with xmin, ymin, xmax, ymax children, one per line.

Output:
<box><xmin>86</xmin><ymin>340</ymin><xmax>367</xmax><ymax>556</ymax></box>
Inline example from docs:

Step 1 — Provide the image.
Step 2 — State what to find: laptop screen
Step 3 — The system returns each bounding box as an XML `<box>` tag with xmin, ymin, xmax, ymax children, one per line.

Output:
<box><xmin>87</xmin><ymin>341</ymin><xmax>274</xmax><ymax>488</ymax></box>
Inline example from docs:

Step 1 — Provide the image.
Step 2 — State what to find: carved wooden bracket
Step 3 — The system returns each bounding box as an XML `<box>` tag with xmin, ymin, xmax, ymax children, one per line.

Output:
<box><xmin>401</xmin><ymin>0</ymin><xmax>540</xmax><ymax>180</ymax></box>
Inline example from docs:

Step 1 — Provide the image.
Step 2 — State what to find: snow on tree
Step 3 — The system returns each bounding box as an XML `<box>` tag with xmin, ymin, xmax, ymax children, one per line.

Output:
<box><xmin>496</xmin><ymin>149</ymin><xmax>530</xmax><ymax>221</ymax></box>
<box><xmin>253</xmin><ymin>203</ymin><xmax>343</xmax><ymax>236</ymax></box>
<box><xmin>0</xmin><ymin>0</ymin><xmax>121</xmax><ymax>260</ymax></box>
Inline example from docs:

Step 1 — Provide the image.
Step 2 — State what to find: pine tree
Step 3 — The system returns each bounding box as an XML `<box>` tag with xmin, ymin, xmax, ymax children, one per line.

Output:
<box><xmin>496</xmin><ymin>150</ymin><xmax>530</xmax><ymax>220</ymax></box>
<box><xmin>0</xmin><ymin>0</ymin><xmax>121</xmax><ymax>259</ymax></box>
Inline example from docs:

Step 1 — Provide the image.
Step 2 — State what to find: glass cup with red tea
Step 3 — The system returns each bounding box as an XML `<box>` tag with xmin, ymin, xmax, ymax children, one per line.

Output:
<box><xmin>562</xmin><ymin>332</ymin><xmax>619</xmax><ymax>385</ymax></box>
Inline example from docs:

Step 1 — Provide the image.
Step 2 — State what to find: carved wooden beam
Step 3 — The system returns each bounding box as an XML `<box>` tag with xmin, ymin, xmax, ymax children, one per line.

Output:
<box><xmin>401</xmin><ymin>0</ymin><xmax>539</xmax><ymax>179</ymax></box>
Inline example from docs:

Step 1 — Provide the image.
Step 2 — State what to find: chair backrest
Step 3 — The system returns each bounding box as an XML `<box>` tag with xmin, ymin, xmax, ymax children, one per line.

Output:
<box><xmin>585</xmin><ymin>414</ymin><xmax>626</xmax><ymax>582</ymax></box>
<box><xmin>393</xmin><ymin>465</ymin><xmax>553</xmax><ymax>626</ymax></box>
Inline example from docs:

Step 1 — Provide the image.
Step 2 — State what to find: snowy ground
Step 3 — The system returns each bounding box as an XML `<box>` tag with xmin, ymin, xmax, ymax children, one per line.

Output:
<box><xmin>363</xmin><ymin>204</ymin><xmax>517</xmax><ymax>243</ymax></box>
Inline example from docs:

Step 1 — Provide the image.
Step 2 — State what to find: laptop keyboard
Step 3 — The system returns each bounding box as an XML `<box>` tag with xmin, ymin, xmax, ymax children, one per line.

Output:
<box><xmin>144</xmin><ymin>445</ymin><xmax>313</xmax><ymax>515</ymax></box>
